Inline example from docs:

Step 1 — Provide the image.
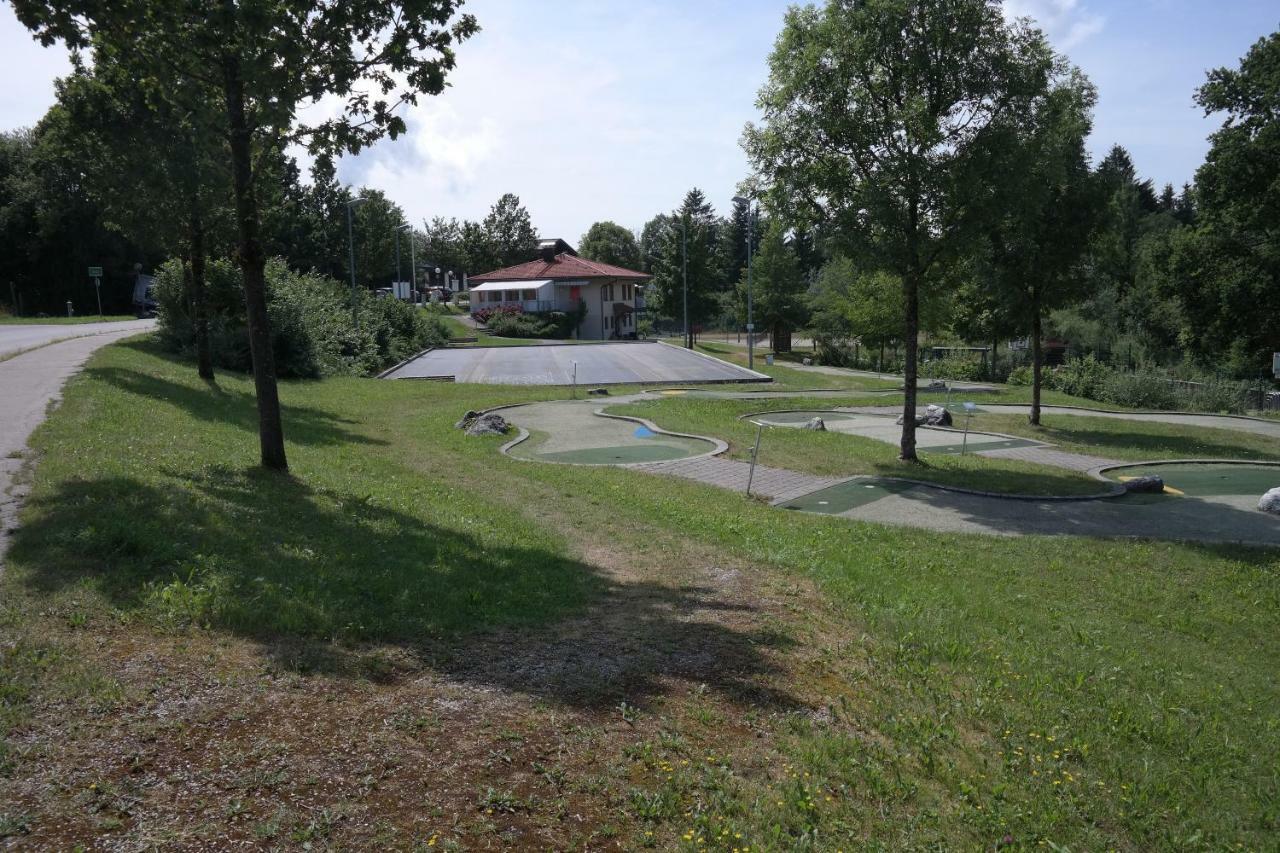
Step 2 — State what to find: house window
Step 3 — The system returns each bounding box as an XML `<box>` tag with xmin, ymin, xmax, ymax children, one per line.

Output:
<box><xmin>505</xmin><ymin>290</ymin><xmax>517</xmax><ymax>302</ymax></box>
<box><xmin>602</xmin><ymin>283</ymin><xmax>614</xmax><ymax>301</ymax></box>
<box><xmin>622</xmin><ymin>284</ymin><xmax>632</xmax><ymax>300</ymax></box>
<box><xmin>521</xmin><ymin>289</ymin><xmax>535</xmax><ymax>301</ymax></box>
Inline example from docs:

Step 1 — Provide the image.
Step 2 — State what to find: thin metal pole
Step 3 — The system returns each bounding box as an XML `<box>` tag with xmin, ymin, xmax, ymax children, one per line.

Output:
<box><xmin>746</xmin><ymin>421</ymin><xmax>763</xmax><ymax>497</ymax></box>
<box><xmin>347</xmin><ymin>201</ymin><xmax>358</xmax><ymax>328</ymax></box>
<box><xmin>94</xmin><ymin>277</ymin><xmax>103</xmax><ymax>316</ymax></box>
<box><xmin>962</xmin><ymin>410</ymin><xmax>972</xmax><ymax>455</ymax></box>
<box><xmin>681</xmin><ymin>218</ymin><xmax>689</xmax><ymax>349</ymax></box>
<box><xmin>408</xmin><ymin>228</ymin><xmax>417</xmax><ymax>302</ymax></box>
<box><xmin>394</xmin><ymin>227</ymin><xmax>402</xmax><ymax>296</ymax></box>
<box><xmin>746</xmin><ymin>208</ymin><xmax>754</xmax><ymax>370</ymax></box>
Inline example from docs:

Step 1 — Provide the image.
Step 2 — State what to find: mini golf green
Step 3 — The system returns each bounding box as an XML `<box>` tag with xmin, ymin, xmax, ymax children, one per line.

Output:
<box><xmin>779</xmin><ymin>478</ymin><xmax>917</xmax><ymax>514</ymax></box>
<box><xmin>753</xmin><ymin>410</ymin><xmax>857</xmax><ymax>424</ymax></box>
<box><xmin>534</xmin><ymin>443</ymin><xmax>703</xmax><ymax>464</ymax></box>
<box><xmin>1106</xmin><ymin>462</ymin><xmax>1280</xmax><ymax>497</ymax></box>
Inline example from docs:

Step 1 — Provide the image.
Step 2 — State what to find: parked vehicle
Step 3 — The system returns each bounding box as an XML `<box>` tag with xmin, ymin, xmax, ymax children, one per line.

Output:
<box><xmin>132</xmin><ymin>273</ymin><xmax>158</xmax><ymax>317</ymax></box>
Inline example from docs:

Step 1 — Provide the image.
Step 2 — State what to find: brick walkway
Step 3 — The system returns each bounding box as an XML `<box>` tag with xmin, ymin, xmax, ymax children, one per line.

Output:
<box><xmin>976</xmin><ymin>446</ymin><xmax>1120</xmax><ymax>472</ymax></box>
<box><xmin>634</xmin><ymin>456</ymin><xmax>843</xmax><ymax>502</ymax></box>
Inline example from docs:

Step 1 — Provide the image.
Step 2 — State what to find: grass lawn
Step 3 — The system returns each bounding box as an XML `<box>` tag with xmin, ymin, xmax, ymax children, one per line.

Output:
<box><xmin>607</xmin><ymin>395</ymin><xmax>1107</xmax><ymax>496</ymax></box>
<box><xmin>2</xmin><ymin>336</ymin><xmax>1278</xmax><ymax>849</ymax></box>
<box><xmin>0</xmin><ymin>314</ymin><xmax>139</xmax><ymax>325</ymax></box>
<box><xmin>971</xmin><ymin>412</ymin><xmax>1280</xmax><ymax>462</ymax></box>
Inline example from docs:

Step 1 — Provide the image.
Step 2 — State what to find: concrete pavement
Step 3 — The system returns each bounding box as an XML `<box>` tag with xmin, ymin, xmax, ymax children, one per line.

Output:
<box><xmin>0</xmin><ymin>326</ymin><xmax>153</xmax><ymax>567</ymax></box>
<box><xmin>0</xmin><ymin>318</ymin><xmax>156</xmax><ymax>359</ymax></box>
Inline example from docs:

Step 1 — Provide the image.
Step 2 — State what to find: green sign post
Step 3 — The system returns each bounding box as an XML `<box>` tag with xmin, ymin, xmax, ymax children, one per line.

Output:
<box><xmin>88</xmin><ymin>266</ymin><xmax>103</xmax><ymax>316</ymax></box>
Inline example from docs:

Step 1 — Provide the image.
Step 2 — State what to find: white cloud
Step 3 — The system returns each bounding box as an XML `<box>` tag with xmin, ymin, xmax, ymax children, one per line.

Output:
<box><xmin>1003</xmin><ymin>0</ymin><xmax>1106</xmax><ymax>49</ymax></box>
<box><xmin>0</xmin><ymin>4</ymin><xmax>71</xmax><ymax>130</ymax></box>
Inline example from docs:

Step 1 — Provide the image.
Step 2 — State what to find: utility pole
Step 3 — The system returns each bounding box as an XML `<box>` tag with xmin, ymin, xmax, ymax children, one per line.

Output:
<box><xmin>394</xmin><ymin>225</ymin><xmax>403</xmax><ymax>294</ymax></box>
<box><xmin>681</xmin><ymin>217</ymin><xmax>689</xmax><ymax>349</ymax></box>
<box><xmin>733</xmin><ymin>196</ymin><xmax>756</xmax><ymax>369</ymax></box>
<box><xmin>346</xmin><ymin>195</ymin><xmax>368</xmax><ymax>327</ymax></box>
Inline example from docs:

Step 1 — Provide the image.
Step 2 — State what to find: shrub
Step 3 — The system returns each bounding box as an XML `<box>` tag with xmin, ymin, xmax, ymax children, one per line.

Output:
<box><xmin>1182</xmin><ymin>377</ymin><xmax>1250</xmax><ymax>414</ymax></box>
<box><xmin>924</xmin><ymin>353</ymin><xmax>984</xmax><ymax>382</ymax></box>
<box><xmin>1046</xmin><ymin>354</ymin><xmax>1113</xmax><ymax>400</ymax></box>
<box><xmin>1099</xmin><ymin>371</ymin><xmax>1178</xmax><ymax>410</ymax></box>
<box><xmin>1006</xmin><ymin>365</ymin><xmax>1033</xmax><ymax>386</ymax></box>
<box><xmin>155</xmin><ymin>257</ymin><xmax>446</xmax><ymax>378</ymax></box>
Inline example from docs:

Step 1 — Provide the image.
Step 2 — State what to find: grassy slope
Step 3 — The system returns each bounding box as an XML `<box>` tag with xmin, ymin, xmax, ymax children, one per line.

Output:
<box><xmin>2</xmin><ymin>337</ymin><xmax>1278</xmax><ymax>849</ymax></box>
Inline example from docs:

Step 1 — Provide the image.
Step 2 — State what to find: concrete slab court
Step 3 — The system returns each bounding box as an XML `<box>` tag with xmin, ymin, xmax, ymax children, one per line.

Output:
<box><xmin>382</xmin><ymin>341</ymin><xmax>771</xmax><ymax>385</ymax></box>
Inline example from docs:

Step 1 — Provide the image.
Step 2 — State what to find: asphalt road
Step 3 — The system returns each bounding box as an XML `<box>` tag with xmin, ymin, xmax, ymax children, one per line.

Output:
<box><xmin>0</xmin><ymin>318</ymin><xmax>156</xmax><ymax>359</ymax></box>
<box><xmin>1</xmin><ymin>324</ymin><xmax>154</xmax><ymax>567</ymax></box>
<box><xmin>383</xmin><ymin>341</ymin><xmax>771</xmax><ymax>385</ymax></box>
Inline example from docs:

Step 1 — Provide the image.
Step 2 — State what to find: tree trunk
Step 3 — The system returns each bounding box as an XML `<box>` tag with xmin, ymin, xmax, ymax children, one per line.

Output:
<box><xmin>222</xmin><ymin>48</ymin><xmax>287</xmax><ymax>471</ymax></box>
<box><xmin>189</xmin><ymin>209</ymin><xmax>213</xmax><ymax>381</ymax></box>
<box><xmin>1030</xmin><ymin>291</ymin><xmax>1042</xmax><ymax>427</ymax></box>
<box><xmin>900</xmin><ymin>269</ymin><xmax>920</xmax><ymax>461</ymax></box>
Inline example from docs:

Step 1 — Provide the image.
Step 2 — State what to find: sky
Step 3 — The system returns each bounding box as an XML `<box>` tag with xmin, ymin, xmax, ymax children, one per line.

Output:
<box><xmin>0</xmin><ymin>0</ymin><xmax>1276</xmax><ymax>245</ymax></box>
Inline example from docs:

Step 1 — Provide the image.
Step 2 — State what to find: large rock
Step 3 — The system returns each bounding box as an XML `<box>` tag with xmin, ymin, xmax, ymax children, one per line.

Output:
<box><xmin>926</xmin><ymin>379</ymin><xmax>947</xmax><ymax>391</ymax></box>
<box><xmin>1123</xmin><ymin>475</ymin><xmax>1165</xmax><ymax>494</ymax></box>
<box><xmin>923</xmin><ymin>404</ymin><xmax>953</xmax><ymax>426</ymax></box>
<box><xmin>1259</xmin><ymin>487</ymin><xmax>1280</xmax><ymax>515</ymax></box>
<box><xmin>465</xmin><ymin>413</ymin><xmax>510</xmax><ymax>436</ymax></box>
<box><xmin>587</xmin><ymin>387</ymin><xmax>609</xmax><ymax>396</ymax></box>
<box><xmin>455</xmin><ymin>410</ymin><xmax>483</xmax><ymax>430</ymax></box>
<box><xmin>802</xmin><ymin>417</ymin><xmax>826</xmax><ymax>431</ymax></box>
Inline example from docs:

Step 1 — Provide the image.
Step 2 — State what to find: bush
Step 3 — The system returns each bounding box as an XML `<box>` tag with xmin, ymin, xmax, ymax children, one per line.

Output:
<box><xmin>1181</xmin><ymin>377</ymin><xmax>1250</xmax><ymax>414</ymax></box>
<box><xmin>1045</xmin><ymin>354</ymin><xmax>1113</xmax><ymax>400</ymax></box>
<box><xmin>1098</xmin><ymin>371</ymin><xmax>1178</xmax><ymax>410</ymax></box>
<box><xmin>1006</xmin><ymin>365</ymin><xmax>1033</xmax><ymax>386</ymax></box>
<box><xmin>924</xmin><ymin>353</ymin><xmax>984</xmax><ymax>382</ymax></box>
<box><xmin>155</xmin><ymin>257</ymin><xmax>447</xmax><ymax>378</ymax></box>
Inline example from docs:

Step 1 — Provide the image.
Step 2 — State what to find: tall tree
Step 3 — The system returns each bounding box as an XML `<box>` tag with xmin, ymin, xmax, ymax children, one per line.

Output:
<box><xmin>649</xmin><ymin>189</ymin><xmax>723</xmax><ymax>347</ymax></box>
<box><xmin>742</xmin><ymin>219</ymin><xmax>808</xmax><ymax>351</ymax></box>
<box><xmin>579</xmin><ymin>221</ymin><xmax>641</xmax><ymax>269</ymax></box>
<box><xmin>982</xmin><ymin>69</ymin><xmax>1103</xmax><ymax>424</ymax></box>
<box><xmin>14</xmin><ymin>0</ymin><xmax>479</xmax><ymax>471</ymax></box>
<box><xmin>745</xmin><ymin>0</ymin><xmax>1054</xmax><ymax>459</ymax></box>
<box><xmin>483</xmin><ymin>193</ymin><xmax>538</xmax><ymax>268</ymax></box>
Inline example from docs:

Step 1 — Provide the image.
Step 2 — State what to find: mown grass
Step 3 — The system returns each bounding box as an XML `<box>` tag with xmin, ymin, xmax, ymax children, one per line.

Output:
<box><xmin>2</xmin><ymin>336</ymin><xmax>1278</xmax><ymax>849</ymax></box>
<box><xmin>0</xmin><ymin>314</ymin><xmax>139</xmax><ymax>325</ymax></box>
<box><xmin>608</xmin><ymin>395</ymin><xmax>1106</xmax><ymax>496</ymax></box>
<box><xmin>972</xmin><ymin>412</ymin><xmax>1280</xmax><ymax>461</ymax></box>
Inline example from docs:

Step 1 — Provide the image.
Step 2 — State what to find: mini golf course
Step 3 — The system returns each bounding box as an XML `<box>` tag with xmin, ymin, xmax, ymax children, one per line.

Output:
<box><xmin>750</xmin><ymin>409</ymin><xmax>1045</xmax><ymax>455</ymax></box>
<box><xmin>501</xmin><ymin>399</ymin><xmax>720</xmax><ymax>465</ymax></box>
<box><xmin>492</xmin><ymin>393</ymin><xmax>1280</xmax><ymax>546</ymax></box>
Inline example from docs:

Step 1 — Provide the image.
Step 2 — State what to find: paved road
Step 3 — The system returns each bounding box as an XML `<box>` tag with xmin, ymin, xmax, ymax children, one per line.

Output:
<box><xmin>0</xmin><ymin>319</ymin><xmax>156</xmax><ymax>359</ymax></box>
<box><xmin>0</xmin><ymin>326</ymin><xmax>152</xmax><ymax>567</ymax></box>
<box><xmin>384</xmin><ymin>341</ymin><xmax>770</xmax><ymax>385</ymax></box>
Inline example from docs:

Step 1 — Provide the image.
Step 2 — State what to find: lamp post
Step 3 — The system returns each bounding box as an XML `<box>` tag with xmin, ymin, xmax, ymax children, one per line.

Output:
<box><xmin>677</xmin><ymin>217</ymin><xmax>689</xmax><ymax>349</ymax></box>
<box><xmin>733</xmin><ymin>196</ymin><xmax>756</xmax><ymax>370</ymax></box>
<box><xmin>396</xmin><ymin>223</ymin><xmax>414</xmax><ymax>303</ymax></box>
<box><xmin>346</xmin><ymin>195</ymin><xmax>368</xmax><ymax>326</ymax></box>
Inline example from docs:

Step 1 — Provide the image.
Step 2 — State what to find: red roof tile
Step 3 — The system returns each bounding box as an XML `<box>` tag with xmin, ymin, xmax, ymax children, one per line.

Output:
<box><xmin>469</xmin><ymin>253</ymin><xmax>650</xmax><ymax>283</ymax></box>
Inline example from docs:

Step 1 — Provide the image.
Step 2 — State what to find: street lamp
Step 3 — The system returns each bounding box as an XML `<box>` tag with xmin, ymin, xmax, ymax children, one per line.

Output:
<box><xmin>733</xmin><ymin>196</ymin><xmax>756</xmax><ymax>370</ymax></box>
<box><xmin>346</xmin><ymin>195</ymin><xmax>369</xmax><ymax>326</ymax></box>
<box><xmin>396</xmin><ymin>223</ymin><xmax>415</xmax><ymax>303</ymax></box>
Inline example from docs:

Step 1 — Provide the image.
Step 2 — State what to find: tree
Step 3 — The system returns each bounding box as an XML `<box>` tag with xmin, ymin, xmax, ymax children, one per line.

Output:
<box><xmin>483</xmin><ymin>193</ymin><xmax>538</xmax><ymax>268</ymax></box>
<box><xmin>47</xmin><ymin>57</ymin><xmax>231</xmax><ymax>379</ymax></box>
<box><xmin>744</xmin><ymin>0</ymin><xmax>1054</xmax><ymax>460</ymax></box>
<box><xmin>14</xmin><ymin>0</ymin><xmax>479</xmax><ymax>471</ymax></box>
<box><xmin>579</xmin><ymin>221</ymin><xmax>641</xmax><ymax>270</ymax></box>
<box><xmin>981</xmin><ymin>69</ymin><xmax>1102</xmax><ymax>424</ymax></box>
<box><xmin>649</xmin><ymin>189</ymin><xmax>723</xmax><ymax>347</ymax></box>
<box><xmin>742</xmin><ymin>219</ymin><xmax>807</xmax><ymax>351</ymax></box>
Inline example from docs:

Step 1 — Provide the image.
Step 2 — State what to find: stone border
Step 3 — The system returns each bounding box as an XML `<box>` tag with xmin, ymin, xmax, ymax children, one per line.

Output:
<box><xmin>770</xmin><ymin>473</ymin><xmax>1124</xmax><ymax>506</ymax></box>
<box><xmin>376</xmin><ymin>346</ymin><xmax>436</xmax><ymax>379</ymax></box>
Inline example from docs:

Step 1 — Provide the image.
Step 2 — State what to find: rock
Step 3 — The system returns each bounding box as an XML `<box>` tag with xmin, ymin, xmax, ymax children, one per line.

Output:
<box><xmin>1259</xmin><ymin>487</ymin><xmax>1280</xmax><ymax>514</ymax></box>
<box><xmin>1123</xmin><ymin>475</ymin><xmax>1165</xmax><ymax>494</ymax></box>
<box><xmin>587</xmin><ymin>387</ymin><xmax>609</xmax><ymax>396</ymax></box>
<box><xmin>926</xmin><ymin>379</ymin><xmax>947</xmax><ymax>390</ymax></box>
<box><xmin>923</xmin><ymin>404</ymin><xmax>953</xmax><ymax>427</ymax></box>
<box><xmin>802</xmin><ymin>357</ymin><xmax>813</xmax><ymax>366</ymax></box>
<box><xmin>464</xmin><ymin>413</ymin><xmax>510</xmax><ymax>436</ymax></box>
<box><xmin>455</xmin><ymin>409</ymin><xmax>482</xmax><ymax>430</ymax></box>
<box><xmin>802</xmin><ymin>417</ymin><xmax>826</xmax><ymax>431</ymax></box>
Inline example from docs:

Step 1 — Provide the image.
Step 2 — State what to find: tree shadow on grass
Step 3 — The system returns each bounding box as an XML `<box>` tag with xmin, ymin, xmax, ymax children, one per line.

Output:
<box><xmin>1024</xmin><ymin>422</ymin><xmax>1272</xmax><ymax>460</ymax></box>
<box><xmin>85</xmin><ymin>365</ymin><xmax>384</xmax><ymax>447</ymax></box>
<box><xmin>9</xmin><ymin>469</ymin><xmax>797</xmax><ymax>711</ymax></box>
